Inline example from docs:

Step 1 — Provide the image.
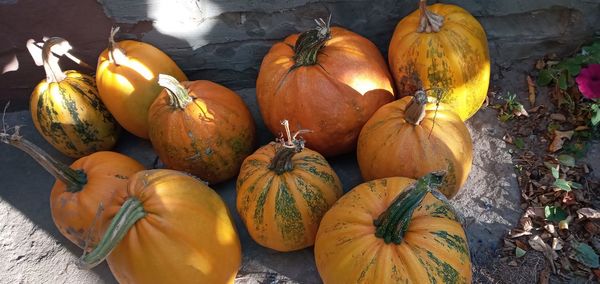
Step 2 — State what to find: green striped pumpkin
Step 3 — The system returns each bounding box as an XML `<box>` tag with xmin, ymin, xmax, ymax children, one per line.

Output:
<box><xmin>31</xmin><ymin>38</ymin><xmax>119</xmax><ymax>158</ymax></box>
<box><xmin>315</xmin><ymin>173</ymin><xmax>472</xmax><ymax>283</ymax></box>
<box><xmin>236</xmin><ymin>128</ymin><xmax>342</xmax><ymax>252</ymax></box>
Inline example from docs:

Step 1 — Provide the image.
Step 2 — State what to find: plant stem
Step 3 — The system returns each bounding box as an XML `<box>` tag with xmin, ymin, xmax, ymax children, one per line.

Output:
<box><xmin>417</xmin><ymin>0</ymin><xmax>444</xmax><ymax>33</ymax></box>
<box><xmin>268</xmin><ymin>120</ymin><xmax>305</xmax><ymax>174</ymax></box>
<box><xmin>0</xmin><ymin>128</ymin><xmax>87</xmax><ymax>192</ymax></box>
<box><xmin>157</xmin><ymin>74</ymin><xmax>192</xmax><ymax>109</ymax></box>
<box><xmin>107</xmin><ymin>26</ymin><xmax>127</xmax><ymax>66</ymax></box>
<box><xmin>373</xmin><ymin>172</ymin><xmax>446</xmax><ymax>244</ymax></box>
<box><xmin>78</xmin><ymin>197</ymin><xmax>146</xmax><ymax>269</ymax></box>
<box><xmin>292</xmin><ymin>17</ymin><xmax>332</xmax><ymax>68</ymax></box>
<box><xmin>404</xmin><ymin>90</ymin><xmax>429</xmax><ymax>125</ymax></box>
<box><xmin>41</xmin><ymin>37</ymin><xmax>69</xmax><ymax>83</ymax></box>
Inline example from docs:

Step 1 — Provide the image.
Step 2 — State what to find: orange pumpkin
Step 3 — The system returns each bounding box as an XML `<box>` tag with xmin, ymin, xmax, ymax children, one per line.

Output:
<box><xmin>315</xmin><ymin>173</ymin><xmax>472</xmax><ymax>283</ymax></box>
<box><xmin>236</xmin><ymin>120</ymin><xmax>342</xmax><ymax>251</ymax></box>
<box><xmin>31</xmin><ymin>37</ymin><xmax>119</xmax><ymax>158</ymax></box>
<box><xmin>0</xmin><ymin>127</ymin><xmax>144</xmax><ymax>248</ymax></box>
<box><xmin>79</xmin><ymin>169</ymin><xmax>241</xmax><ymax>284</ymax></box>
<box><xmin>357</xmin><ymin>91</ymin><xmax>472</xmax><ymax>198</ymax></box>
<box><xmin>256</xmin><ymin>18</ymin><xmax>395</xmax><ymax>157</ymax></box>
<box><xmin>148</xmin><ymin>74</ymin><xmax>256</xmax><ymax>184</ymax></box>
<box><xmin>388</xmin><ymin>0</ymin><xmax>490</xmax><ymax>120</ymax></box>
<box><xmin>96</xmin><ymin>27</ymin><xmax>188</xmax><ymax>138</ymax></box>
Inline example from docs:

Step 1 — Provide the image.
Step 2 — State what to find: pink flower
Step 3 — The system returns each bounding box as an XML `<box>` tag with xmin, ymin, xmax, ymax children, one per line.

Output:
<box><xmin>576</xmin><ymin>64</ymin><xmax>600</xmax><ymax>99</ymax></box>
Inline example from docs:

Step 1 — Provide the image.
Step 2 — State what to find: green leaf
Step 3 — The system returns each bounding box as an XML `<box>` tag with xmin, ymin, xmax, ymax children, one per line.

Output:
<box><xmin>572</xmin><ymin>241</ymin><xmax>600</xmax><ymax>268</ymax></box>
<box><xmin>558</xmin><ymin>154</ymin><xmax>576</xmax><ymax>167</ymax></box>
<box><xmin>558</xmin><ymin>72</ymin><xmax>568</xmax><ymax>90</ymax></box>
<box><xmin>515</xmin><ymin>247</ymin><xmax>526</xmax><ymax>258</ymax></box>
<box><xmin>554</xmin><ymin>179</ymin><xmax>572</xmax><ymax>191</ymax></box>
<box><xmin>591</xmin><ymin>104</ymin><xmax>600</xmax><ymax>126</ymax></box>
<box><xmin>570</xmin><ymin>182</ymin><xmax>583</xmax><ymax>189</ymax></box>
<box><xmin>545</xmin><ymin>205</ymin><xmax>568</xmax><ymax>221</ymax></box>
<box><xmin>514</xmin><ymin>138</ymin><xmax>525</xmax><ymax>150</ymax></box>
<box><xmin>551</xmin><ymin>166</ymin><xmax>560</xmax><ymax>179</ymax></box>
<box><xmin>537</xmin><ymin>69</ymin><xmax>554</xmax><ymax>86</ymax></box>
<box><xmin>566</xmin><ymin>64</ymin><xmax>581</xmax><ymax>78</ymax></box>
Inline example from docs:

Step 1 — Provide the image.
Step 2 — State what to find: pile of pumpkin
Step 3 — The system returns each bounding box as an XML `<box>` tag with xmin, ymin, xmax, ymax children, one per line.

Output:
<box><xmin>2</xmin><ymin>1</ymin><xmax>491</xmax><ymax>283</ymax></box>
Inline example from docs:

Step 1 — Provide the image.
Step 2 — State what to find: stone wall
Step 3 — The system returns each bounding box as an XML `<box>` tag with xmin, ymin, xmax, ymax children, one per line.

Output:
<box><xmin>1</xmin><ymin>0</ymin><xmax>599</xmax><ymax>109</ymax></box>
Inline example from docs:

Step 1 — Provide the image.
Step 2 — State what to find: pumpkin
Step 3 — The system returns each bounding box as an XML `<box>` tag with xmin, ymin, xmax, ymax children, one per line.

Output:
<box><xmin>357</xmin><ymin>91</ymin><xmax>472</xmax><ymax>198</ymax></box>
<box><xmin>236</xmin><ymin>120</ymin><xmax>342</xmax><ymax>252</ymax></box>
<box><xmin>388</xmin><ymin>0</ymin><xmax>490</xmax><ymax>121</ymax></box>
<box><xmin>256</xmin><ymin>18</ymin><xmax>395</xmax><ymax>157</ymax></box>
<box><xmin>79</xmin><ymin>169</ymin><xmax>241</xmax><ymax>284</ymax></box>
<box><xmin>0</xmin><ymin>126</ymin><xmax>144</xmax><ymax>248</ymax></box>
<box><xmin>30</xmin><ymin>37</ymin><xmax>119</xmax><ymax>158</ymax></box>
<box><xmin>315</xmin><ymin>172</ymin><xmax>472</xmax><ymax>283</ymax></box>
<box><xmin>96</xmin><ymin>27</ymin><xmax>188</xmax><ymax>138</ymax></box>
<box><xmin>148</xmin><ymin>74</ymin><xmax>256</xmax><ymax>184</ymax></box>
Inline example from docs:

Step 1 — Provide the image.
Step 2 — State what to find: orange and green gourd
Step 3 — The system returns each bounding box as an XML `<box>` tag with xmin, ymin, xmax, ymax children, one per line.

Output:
<box><xmin>357</xmin><ymin>90</ymin><xmax>472</xmax><ymax>198</ymax></box>
<box><xmin>388</xmin><ymin>0</ymin><xmax>490</xmax><ymax>120</ymax></box>
<box><xmin>78</xmin><ymin>169</ymin><xmax>242</xmax><ymax>284</ymax></box>
<box><xmin>236</xmin><ymin>120</ymin><xmax>343</xmax><ymax>251</ymax></box>
<box><xmin>315</xmin><ymin>172</ymin><xmax>472</xmax><ymax>283</ymax></box>
<box><xmin>148</xmin><ymin>74</ymin><xmax>256</xmax><ymax>184</ymax></box>
<box><xmin>30</xmin><ymin>37</ymin><xmax>119</xmax><ymax>158</ymax></box>
<box><xmin>95</xmin><ymin>27</ymin><xmax>188</xmax><ymax>138</ymax></box>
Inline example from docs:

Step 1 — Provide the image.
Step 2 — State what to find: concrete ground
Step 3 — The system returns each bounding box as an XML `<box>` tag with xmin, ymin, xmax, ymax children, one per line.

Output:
<box><xmin>0</xmin><ymin>88</ymin><xmax>523</xmax><ymax>283</ymax></box>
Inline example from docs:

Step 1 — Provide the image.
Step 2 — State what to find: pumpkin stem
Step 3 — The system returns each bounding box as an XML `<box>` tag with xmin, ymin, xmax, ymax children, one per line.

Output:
<box><xmin>0</xmin><ymin>125</ymin><xmax>87</xmax><ymax>192</ymax></box>
<box><xmin>157</xmin><ymin>74</ymin><xmax>193</xmax><ymax>109</ymax></box>
<box><xmin>268</xmin><ymin>120</ymin><xmax>310</xmax><ymax>174</ymax></box>
<box><xmin>41</xmin><ymin>37</ymin><xmax>71</xmax><ymax>83</ymax></box>
<box><xmin>373</xmin><ymin>171</ymin><xmax>446</xmax><ymax>244</ymax></box>
<box><xmin>404</xmin><ymin>90</ymin><xmax>429</xmax><ymax>125</ymax></box>
<box><xmin>107</xmin><ymin>26</ymin><xmax>127</xmax><ymax>66</ymax></box>
<box><xmin>78</xmin><ymin>197</ymin><xmax>146</xmax><ymax>269</ymax></box>
<box><xmin>292</xmin><ymin>15</ymin><xmax>332</xmax><ymax>68</ymax></box>
<box><xmin>417</xmin><ymin>0</ymin><xmax>444</xmax><ymax>33</ymax></box>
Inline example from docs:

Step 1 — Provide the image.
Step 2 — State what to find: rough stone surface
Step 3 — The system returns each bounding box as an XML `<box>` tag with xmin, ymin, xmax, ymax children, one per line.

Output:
<box><xmin>1</xmin><ymin>0</ymin><xmax>600</xmax><ymax>106</ymax></box>
<box><xmin>0</xmin><ymin>87</ymin><xmax>524</xmax><ymax>283</ymax></box>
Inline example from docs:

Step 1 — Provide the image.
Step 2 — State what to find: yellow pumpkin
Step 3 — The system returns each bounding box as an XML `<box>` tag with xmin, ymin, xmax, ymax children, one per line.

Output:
<box><xmin>315</xmin><ymin>173</ymin><xmax>472</xmax><ymax>283</ymax></box>
<box><xmin>388</xmin><ymin>0</ymin><xmax>490</xmax><ymax>120</ymax></box>
<box><xmin>95</xmin><ymin>27</ymin><xmax>188</xmax><ymax>138</ymax></box>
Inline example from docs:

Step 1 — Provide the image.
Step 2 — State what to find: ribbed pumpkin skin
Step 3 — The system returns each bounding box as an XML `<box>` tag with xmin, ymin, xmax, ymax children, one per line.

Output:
<box><xmin>50</xmin><ymin>151</ymin><xmax>144</xmax><ymax>248</ymax></box>
<box><xmin>388</xmin><ymin>4</ymin><xmax>490</xmax><ymax>121</ymax></box>
<box><xmin>30</xmin><ymin>71</ymin><xmax>119</xmax><ymax>158</ymax></box>
<box><xmin>357</xmin><ymin>97</ymin><xmax>472</xmax><ymax>198</ymax></box>
<box><xmin>256</xmin><ymin>27</ymin><xmax>395</xmax><ymax>157</ymax></box>
<box><xmin>236</xmin><ymin>143</ymin><xmax>343</xmax><ymax>251</ymax></box>
<box><xmin>148</xmin><ymin>80</ymin><xmax>256</xmax><ymax>184</ymax></box>
<box><xmin>96</xmin><ymin>40</ymin><xmax>188</xmax><ymax>138</ymax></box>
<box><xmin>107</xmin><ymin>169</ymin><xmax>241</xmax><ymax>284</ymax></box>
<box><xmin>315</xmin><ymin>177</ymin><xmax>472</xmax><ymax>283</ymax></box>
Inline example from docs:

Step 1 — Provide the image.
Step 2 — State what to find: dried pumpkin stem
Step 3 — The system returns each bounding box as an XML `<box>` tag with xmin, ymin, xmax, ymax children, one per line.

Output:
<box><xmin>158</xmin><ymin>74</ymin><xmax>192</xmax><ymax>109</ymax></box>
<box><xmin>292</xmin><ymin>16</ymin><xmax>332</xmax><ymax>68</ymax></box>
<box><xmin>417</xmin><ymin>0</ymin><xmax>444</xmax><ymax>33</ymax></box>
<box><xmin>0</xmin><ymin>127</ymin><xmax>87</xmax><ymax>192</ymax></box>
<box><xmin>78</xmin><ymin>197</ymin><xmax>146</xmax><ymax>269</ymax></box>
<box><xmin>373</xmin><ymin>172</ymin><xmax>446</xmax><ymax>244</ymax></box>
<box><xmin>107</xmin><ymin>26</ymin><xmax>127</xmax><ymax>66</ymax></box>
<box><xmin>41</xmin><ymin>37</ymin><xmax>70</xmax><ymax>83</ymax></box>
<box><xmin>268</xmin><ymin>120</ymin><xmax>306</xmax><ymax>174</ymax></box>
<box><xmin>404</xmin><ymin>90</ymin><xmax>428</xmax><ymax>125</ymax></box>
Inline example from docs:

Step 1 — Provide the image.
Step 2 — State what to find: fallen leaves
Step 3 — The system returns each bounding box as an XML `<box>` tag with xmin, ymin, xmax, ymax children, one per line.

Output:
<box><xmin>548</xmin><ymin>130</ymin><xmax>574</xmax><ymax>152</ymax></box>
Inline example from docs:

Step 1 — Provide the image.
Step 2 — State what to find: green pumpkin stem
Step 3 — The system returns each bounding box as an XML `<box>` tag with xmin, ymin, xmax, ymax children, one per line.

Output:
<box><xmin>107</xmin><ymin>26</ymin><xmax>127</xmax><ymax>66</ymax></box>
<box><xmin>41</xmin><ymin>37</ymin><xmax>70</xmax><ymax>83</ymax></box>
<box><xmin>417</xmin><ymin>0</ymin><xmax>444</xmax><ymax>33</ymax></box>
<box><xmin>404</xmin><ymin>90</ymin><xmax>428</xmax><ymax>125</ymax></box>
<box><xmin>158</xmin><ymin>74</ymin><xmax>193</xmax><ymax>109</ymax></box>
<box><xmin>373</xmin><ymin>171</ymin><xmax>446</xmax><ymax>244</ymax></box>
<box><xmin>78</xmin><ymin>197</ymin><xmax>146</xmax><ymax>269</ymax></box>
<box><xmin>292</xmin><ymin>16</ymin><xmax>332</xmax><ymax>68</ymax></box>
<box><xmin>268</xmin><ymin>120</ymin><xmax>308</xmax><ymax>174</ymax></box>
<box><xmin>0</xmin><ymin>126</ymin><xmax>87</xmax><ymax>192</ymax></box>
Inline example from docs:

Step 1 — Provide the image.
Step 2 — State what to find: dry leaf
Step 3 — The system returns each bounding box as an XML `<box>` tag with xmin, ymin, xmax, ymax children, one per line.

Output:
<box><xmin>521</xmin><ymin>216</ymin><xmax>533</xmax><ymax>232</ymax></box>
<box><xmin>527</xmin><ymin>75</ymin><xmax>536</xmax><ymax>106</ymax></box>
<box><xmin>513</xmin><ymin>104</ymin><xmax>529</xmax><ymax>117</ymax></box>
<box><xmin>552</xmin><ymin>237</ymin><xmax>564</xmax><ymax>250</ymax></box>
<box><xmin>528</xmin><ymin>105</ymin><xmax>543</xmax><ymax>113</ymax></box>
<box><xmin>508</xmin><ymin>260</ymin><xmax>518</xmax><ymax>266</ymax></box>
<box><xmin>548</xmin><ymin>130</ymin><xmax>574</xmax><ymax>152</ymax></box>
<box><xmin>550</xmin><ymin>113</ymin><xmax>566</xmax><ymax>121</ymax></box>
<box><xmin>578</xmin><ymin>208</ymin><xmax>600</xmax><ymax>219</ymax></box>
<box><xmin>585</xmin><ymin>222</ymin><xmax>600</xmax><ymax>235</ymax></box>
<box><xmin>575</xmin><ymin>125</ymin><xmax>589</xmax><ymax>131</ymax></box>
<box><xmin>503</xmin><ymin>133</ymin><xmax>514</xmax><ymax>144</ymax></box>
<box><xmin>529</xmin><ymin>235</ymin><xmax>558</xmax><ymax>272</ymax></box>
<box><xmin>539</xmin><ymin>267</ymin><xmax>550</xmax><ymax>284</ymax></box>
<box><xmin>562</xmin><ymin>192</ymin><xmax>577</xmax><ymax>205</ymax></box>
<box><xmin>515</xmin><ymin>239</ymin><xmax>529</xmax><ymax>250</ymax></box>
<box><xmin>559</xmin><ymin>219</ymin><xmax>570</xmax><ymax>230</ymax></box>
<box><xmin>545</xmin><ymin>224</ymin><xmax>556</xmax><ymax>234</ymax></box>
<box><xmin>536</xmin><ymin>59</ymin><xmax>546</xmax><ymax>70</ymax></box>
<box><xmin>594</xmin><ymin>269</ymin><xmax>600</xmax><ymax>278</ymax></box>
<box><xmin>509</xmin><ymin>229</ymin><xmax>533</xmax><ymax>238</ymax></box>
